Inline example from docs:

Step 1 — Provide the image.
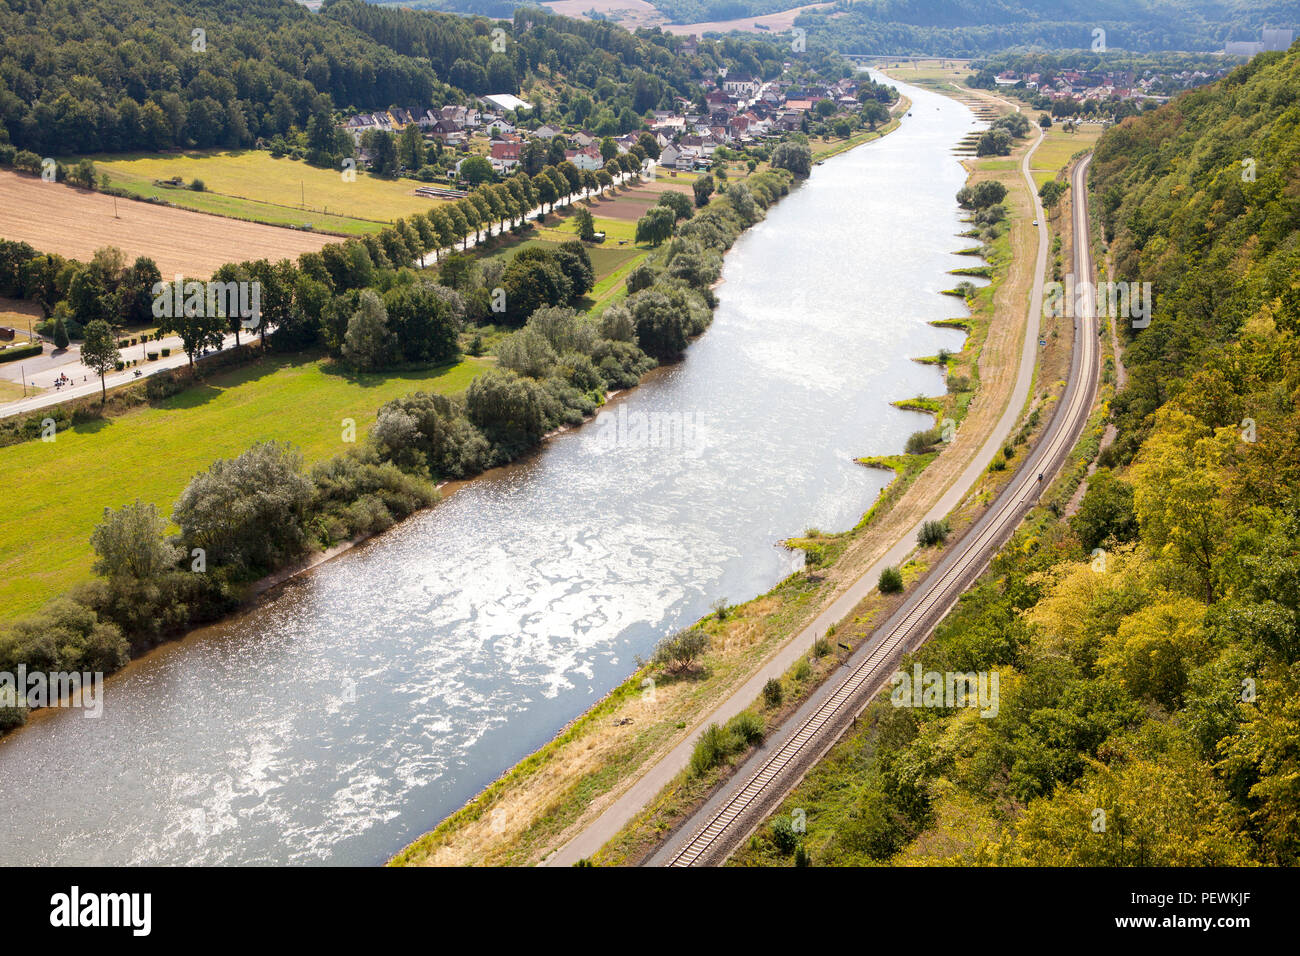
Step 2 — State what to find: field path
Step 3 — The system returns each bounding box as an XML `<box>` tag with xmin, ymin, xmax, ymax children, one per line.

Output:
<box><xmin>0</xmin><ymin>170</ymin><xmax>331</xmax><ymax>277</ymax></box>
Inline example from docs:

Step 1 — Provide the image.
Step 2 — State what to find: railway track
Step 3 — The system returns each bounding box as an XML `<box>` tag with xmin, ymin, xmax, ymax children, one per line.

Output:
<box><xmin>657</xmin><ymin>150</ymin><xmax>1099</xmax><ymax>867</ymax></box>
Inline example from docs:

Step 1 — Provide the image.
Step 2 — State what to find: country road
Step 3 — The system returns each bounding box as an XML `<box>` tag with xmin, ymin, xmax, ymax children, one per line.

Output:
<box><xmin>652</xmin><ymin>148</ymin><xmax>1099</xmax><ymax>867</ymax></box>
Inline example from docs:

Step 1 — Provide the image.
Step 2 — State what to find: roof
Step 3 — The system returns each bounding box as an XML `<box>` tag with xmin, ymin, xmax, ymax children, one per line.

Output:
<box><xmin>482</xmin><ymin>93</ymin><xmax>530</xmax><ymax>112</ymax></box>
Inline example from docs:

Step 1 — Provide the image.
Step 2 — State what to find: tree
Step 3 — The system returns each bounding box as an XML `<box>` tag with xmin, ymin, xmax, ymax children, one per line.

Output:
<box><xmin>158</xmin><ymin>304</ymin><xmax>224</xmax><ymax>371</ymax></box>
<box><xmin>1039</xmin><ymin>179</ymin><xmax>1066</xmax><ymax>209</ymax></box>
<box><xmin>90</xmin><ymin>500</ymin><xmax>181</xmax><ymax>579</ymax></box>
<box><xmin>573</xmin><ymin>205</ymin><xmax>597</xmax><ymax>241</ymax></box>
<box><xmin>651</xmin><ymin>627</ymin><xmax>709</xmax><ymax>673</ymax></box>
<box><xmin>637</xmin><ymin>131</ymin><xmax>660</xmax><ymax>160</ymax></box>
<box><xmin>693</xmin><ymin>173</ymin><xmax>714</xmax><ymax>208</ymax></box>
<box><xmin>79</xmin><ymin>319</ymin><xmax>120</xmax><ymax>403</ymax></box>
<box><xmin>398</xmin><ymin>123</ymin><xmax>425</xmax><ymax>172</ymax></box>
<box><xmin>771</xmin><ymin>141</ymin><xmax>812</xmax><ymax>178</ymax></box>
<box><xmin>878</xmin><ymin>566</ymin><xmax>904</xmax><ymax>593</ymax></box>
<box><xmin>1071</xmin><ymin>469</ymin><xmax>1138</xmax><ymax>551</ymax></box>
<box><xmin>656</xmin><ymin>190</ymin><xmax>693</xmax><ymax>222</ymax></box>
<box><xmin>342</xmin><ymin>289</ymin><xmax>395</xmax><ymax>370</ymax></box>
<box><xmin>172</xmin><ymin>441</ymin><xmax>314</xmax><ymax>574</ymax></box>
<box><xmin>976</xmin><ymin>128</ymin><xmax>1012</xmax><ymax>156</ymax></box>
<box><xmin>459</xmin><ymin>155</ymin><xmax>494</xmax><ymax>186</ymax></box>
<box><xmin>51</xmin><ymin>312</ymin><xmax>70</xmax><ymax>349</ymax></box>
<box><xmin>635</xmin><ymin>205</ymin><xmax>675</xmax><ymax>246</ymax></box>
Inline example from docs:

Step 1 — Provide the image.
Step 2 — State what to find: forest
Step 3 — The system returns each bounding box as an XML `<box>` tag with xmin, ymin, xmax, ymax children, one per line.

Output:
<box><xmin>0</xmin><ymin>0</ymin><xmax>832</xmax><ymax>156</ymax></box>
<box><xmin>794</xmin><ymin>0</ymin><xmax>1300</xmax><ymax>56</ymax></box>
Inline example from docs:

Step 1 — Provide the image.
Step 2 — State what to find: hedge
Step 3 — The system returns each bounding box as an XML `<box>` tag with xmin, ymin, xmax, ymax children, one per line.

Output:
<box><xmin>0</xmin><ymin>342</ymin><xmax>42</xmax><ymax>364</ymax></box>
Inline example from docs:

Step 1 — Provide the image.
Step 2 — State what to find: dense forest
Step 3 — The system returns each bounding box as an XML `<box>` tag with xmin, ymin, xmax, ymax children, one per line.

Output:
<box><xmin>795</xmin><ymin>0</ymin><xmax>1300</xmax><ymax>56</ymax></box>
<box><xmin>743</xmin><ymin>44</ymin><xmax>1300</xmax><ymax>866</ymax></box>
<box><xmin>0</xmin><ymin>0</ymin><xmax>832</xmax><ymax>156</ymax></box>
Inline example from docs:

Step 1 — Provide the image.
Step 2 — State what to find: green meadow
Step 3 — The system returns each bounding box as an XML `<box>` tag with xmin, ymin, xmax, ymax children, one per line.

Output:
<box><xmin>1</xmin><ymin>353</ymin><xmax>487</xmax><ymax>615</ymax></box>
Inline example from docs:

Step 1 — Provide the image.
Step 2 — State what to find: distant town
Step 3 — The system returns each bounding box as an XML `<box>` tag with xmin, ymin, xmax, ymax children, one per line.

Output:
<box><xmin>338</xmin><ymin>65</ymin><xmax>883</xmax><ymax>181</ymax></box>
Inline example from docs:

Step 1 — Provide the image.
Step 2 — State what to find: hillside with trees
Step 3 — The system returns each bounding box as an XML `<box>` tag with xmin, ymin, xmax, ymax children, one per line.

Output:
<box><xmin>795</xmin><ymin>0</ymin><xmax>1300</xmax><ymax>56</ymax></box>
<box><xmin>739</xmin><ymin>43</ymin><xmax>1300</xmax><ymax>867</ymax></box>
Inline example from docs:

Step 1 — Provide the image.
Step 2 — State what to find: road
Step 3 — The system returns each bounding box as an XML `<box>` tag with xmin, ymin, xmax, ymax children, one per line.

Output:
<box><xmin>652</xmin><ymin>149</ymin><xmax>1098</xmax><ymax>867</ymax></box>
<box><xmin>0</xmin><ymin>331</ymin><xmax>244</xmax><ymax>418</ymax></box>
<box><xmin>541</xmin><ymin>118</ymin><xmax>1061</xmax><ymax>866</ymax></box>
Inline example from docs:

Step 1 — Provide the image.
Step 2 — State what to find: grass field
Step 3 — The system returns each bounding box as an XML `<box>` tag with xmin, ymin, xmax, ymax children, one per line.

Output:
<box><xmin>1030</xmin><ymin>123</ymin><xmax>1104</xmax><ymax>187</ymax></box>
<box><xmin>0</xmin><ymin>352</ymin><xmax>487</xmax><ymax>615</ymax></box>
<box><xmin>91</xmin><ymin>150</ymin><xmax>448</xmax><ymax>235</ymax></box>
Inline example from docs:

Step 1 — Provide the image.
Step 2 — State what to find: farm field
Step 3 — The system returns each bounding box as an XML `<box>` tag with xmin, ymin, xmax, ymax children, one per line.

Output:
<box><xmin>92</xmin><ymin>149</ymin><xmax>447</xmax><ymax>235</ymax></box>
<box><xmin>0</xmin><ymin>352</ymin><xmax>487</xmax><ymax>615</ymax></box>
<box><xmin>0</xmin><ymin>169</ymin><xmax>332</xmax><ymax>278</ymax></box>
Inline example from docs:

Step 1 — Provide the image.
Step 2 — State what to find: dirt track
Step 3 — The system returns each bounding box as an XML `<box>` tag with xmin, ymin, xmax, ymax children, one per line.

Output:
<box><xmin>0</xmin><ymin>170</ymin><xmax>331</xmax><ymax>277</ymax></box>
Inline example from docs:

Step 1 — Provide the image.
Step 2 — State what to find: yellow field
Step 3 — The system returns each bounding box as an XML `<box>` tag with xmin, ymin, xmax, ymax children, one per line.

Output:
<box><xmin>92</xmin><ymin>150</ymin><xmax>447</xmax><ymax>234</ymax></box>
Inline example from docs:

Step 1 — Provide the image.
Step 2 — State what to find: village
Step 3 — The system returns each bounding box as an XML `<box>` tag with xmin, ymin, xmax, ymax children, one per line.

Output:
<box><xmin>337</xmin><ymin>65</ymin><xmax>883</xmax><ymax>182</ymax></box>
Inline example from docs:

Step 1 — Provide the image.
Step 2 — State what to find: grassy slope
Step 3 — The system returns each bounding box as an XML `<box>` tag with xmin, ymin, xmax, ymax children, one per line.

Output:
<box><xmin>0</xmin><ymin>353</ymin><xmax>486</xmax><ymax>614</ymax></box>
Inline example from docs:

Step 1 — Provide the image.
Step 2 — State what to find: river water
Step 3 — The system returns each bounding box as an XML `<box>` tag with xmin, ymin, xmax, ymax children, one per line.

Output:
<box><xmin>0</xmin><ymin>73</ymin><xmax>982</xmax><ymax>865</ymax></box>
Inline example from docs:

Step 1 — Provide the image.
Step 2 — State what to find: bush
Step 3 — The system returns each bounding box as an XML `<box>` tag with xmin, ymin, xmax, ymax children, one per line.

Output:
<box><xmin>161</xmin><ymin>348</ymin><xmax>171</xmax><ymax>357</ymax></box>
<box><xmin>918</xmin><ymin>519</ymin><xmax>950</xmax><ymax>547</ymax></box>
<box><xmin>146</xmin><ymin>351</ymin><xmax>158</xmax><ymax>361</ymax></box>
<box><xmin>688</xmin><ymin>710</ymin><xmax>764</xmax><ymax>777</ymax></box>
<box><xmin>905</xmin><ymin>428</ymin><xmax>940</xmax><ymax>455</ymax></box>
<box><xmin>878</xmin><ymin>566</ymin><xmax>904</xmax><ymax>593</ymax></box>
<box><xmin>651</xmin><ymin>627</ymin><xmax>709</xmax><ymax>673</ymax></box>
<box><xmin>762</xmin><ymin>676</ymin><xmax>784</xmax><ymax>708</ymax></box>
<box><xmin>771</xmin><ymin>816</ymin><xmax>799</xmax><ymax>855</ymax></box>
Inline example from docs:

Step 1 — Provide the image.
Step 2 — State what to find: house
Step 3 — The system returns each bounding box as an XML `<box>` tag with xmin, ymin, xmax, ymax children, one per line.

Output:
<box><xmin>534</xmin><ymin>124</ymin><xmax>562</xmax><ymax>139</ymax></box>
<box><xmin>565</xmin><ymin>145</ymin><xmax>603</xmax><ymax>171</ymax></box>
<box><xmin>722</xmin><ymin>72</ymin><xmax>758</xmax><ymax>97</ymax></box>
<box><xmin>571</xmin><ymin>130</ymin><xmax>597</xmax><ymax>147</ymax></box>
<box><xmin>489</xmin><ymin>140</ymin><xmax>521</xmax><ymax>172</ymax></box>
<box><xmin>658</xmin><ymin>144</ymin><xmax>681</xmax><ymax>168</ymax></box>
<box><xmin>484</xmin><ymin>118</ymin><xmax>516</xmax><ymax>137</ymax></box>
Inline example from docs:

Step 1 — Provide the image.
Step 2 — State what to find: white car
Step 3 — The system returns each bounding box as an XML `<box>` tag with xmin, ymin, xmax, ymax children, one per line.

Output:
<box><xmin>1032</xmin><ymin>219</ymin><xmax>1039</xmax><ymax>225</ymax></box>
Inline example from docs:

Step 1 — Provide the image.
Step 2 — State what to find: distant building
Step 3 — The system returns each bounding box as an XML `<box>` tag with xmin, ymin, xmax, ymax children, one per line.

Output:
<box><xmin>480</xmin><ymin>93</ymin><xmax>530</xmax><ymax>113</ymax></box>
<box><xmin>1225</xmin><ymin>28</ymin><xmax>1294</xmax><ymax>57</ymax></box>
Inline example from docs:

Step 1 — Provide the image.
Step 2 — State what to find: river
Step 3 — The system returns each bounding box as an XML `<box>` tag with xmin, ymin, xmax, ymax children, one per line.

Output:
<box><xmin>0</xmin><ymin>73</ymin><xmax>983</xmax><ymax>865</ymax></box>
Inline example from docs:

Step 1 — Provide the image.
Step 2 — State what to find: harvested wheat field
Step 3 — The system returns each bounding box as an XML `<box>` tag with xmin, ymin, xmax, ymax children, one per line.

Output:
<box><xmin>0</xmin><ymin>170</ymin><xmax>331</xmax><ymax>277</ymax></box>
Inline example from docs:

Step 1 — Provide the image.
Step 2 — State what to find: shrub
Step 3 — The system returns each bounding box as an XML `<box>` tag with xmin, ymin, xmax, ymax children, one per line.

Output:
<box><xmin>918</xmin><ymin>519</ymin><xmax>950</xmax><ymax>548</ymax></box>
<box><xmin>794</xmin><ymin>657</ymin><xmax>812</xmax><ymax>681</ymax></box>
<box><xmin>762</xmin><ymin>677</ymin><xmax>784</xmax><ymax>708</ymax></box>
<box><xmin>878</xmin><ymin>566</ymin><xmax>904</xmax><ymax>593</ymax></box>
<box><xmin>771</xmin><ymin>816</ymin><xmax>799</xmax><ymax>855</ymax></box>
<box><xmin>905</xmin><ymin>428</ymin><xmax>940</xmax><ymax>455</ymax></box>
<box><xmin>161</xmin><ymin>348</ymin><xmax>171</xmax><ymax>357</ymax></box>
<box><xmin>651</xmin><ymin>627</ymin><xmax>709</xmax><ymax>673</ymax></box>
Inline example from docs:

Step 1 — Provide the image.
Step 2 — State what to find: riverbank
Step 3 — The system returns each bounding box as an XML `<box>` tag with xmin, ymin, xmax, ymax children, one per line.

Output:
<box><xmin>388</xmin><ymin>85</ymin><xmax>1039</xmax><ymax>867</ymax></box>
